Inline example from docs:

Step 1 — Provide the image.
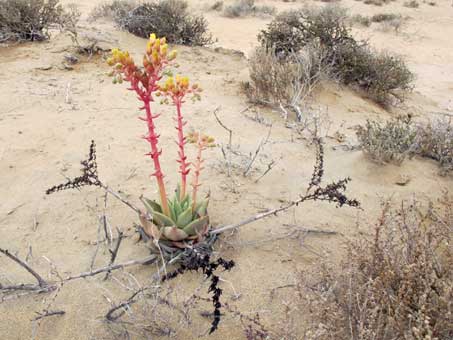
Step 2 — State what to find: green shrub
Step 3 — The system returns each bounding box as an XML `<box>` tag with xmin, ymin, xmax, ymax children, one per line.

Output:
<box><xmin>0</xmin><ymin>0</ymin><xmax>79</xmax><ymax>42</ymax></box>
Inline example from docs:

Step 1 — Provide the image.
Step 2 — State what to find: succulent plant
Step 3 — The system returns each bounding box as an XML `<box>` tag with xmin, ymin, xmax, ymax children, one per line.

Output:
<box><xmin>139</xmin><ymin>185</ymin><xmax>210</xmax><ymax>248</ymax></box>
<box><xmin>108</xmin><ymin>34</ymin><xmax>211</xmax><ymax>249</ymax></box>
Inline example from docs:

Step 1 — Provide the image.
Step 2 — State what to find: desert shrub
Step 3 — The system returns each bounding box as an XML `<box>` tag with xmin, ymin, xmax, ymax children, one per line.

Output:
<box><xmin>361</xmin><ymin>0</ymin><xmax>395</xmax><ymax>5</ymax></box>
<box><xmin>258</xmin><ymin>5</ymin><xmax>351</xmax><ymax>54</ymax></box>
<box><xmin>356</xmin><ymin>115</ymin><xmax>417</xmax><ymax>164</ymax></box>
<box><xmin>371</xmin><ymin>13</ymin><xmax>405</xmax><ymax>33</ymax></box>
<box><xmin>302</xmin><ymin>196</ymin><xmax>453</xmax><ymax>340</ymax></box>
<box><xmin>222</xmin><ymin>0</ymin><xmax>276</xmax><ymax>18</ymax></box>
<box><xmin>95</xmin><ymin>0</ymin><xmax>212</xmax><ymax>46</ymax></box>
<box><xmin>89</xmin><ymin>0</ymin><xmax>138</xmax><ymax>22</ymax></box>
<box><xmin>258</xmin><ymin>5</ymin><xmax>414</xmax><ymax>105</ymax></box>
<box><xmin>210</xmin><ymin>0</ymin><xmax>223</xmax><ymax>11</ymax></box>
<box><xmin>371</xmin><ymin>12</ymin><xmax>401</xmax><ymax>22</ymax></box>
<box><xmin>357</xmin><ymin>116</ymin><xmax>453</xmax><ymax>174</ymax></box>
<box><xmin>404</xmin><ymin>0</ymin><xmax>420</xmax><ymax>7</ymax></box>
<box><xmin>364</xmin><ymin>0</ymin><xmax>384</xmax><ymax>5</ymax></box>
<box><xmin>0</xmin><ymin>0</ymin><xmax>79</xmax><ymax>42</ymax></box>
<box><xmin>415</xmin><ymin>118</ymin><xmax>453</xmax><ymax>175</ymax></box>
<box><xmin>350</xmin><ymin>14</ymin><xmax>372</xmax><ymax>27</ymax></box>
<box><xmin>243</xmin><ymin>43</ymin><xmax>327</xmax><ymax>119</ymax></box>
<box><xmin>335</xmin><ymin>44</ymin><xmax>414</xmax><ymax>103</ymax></box>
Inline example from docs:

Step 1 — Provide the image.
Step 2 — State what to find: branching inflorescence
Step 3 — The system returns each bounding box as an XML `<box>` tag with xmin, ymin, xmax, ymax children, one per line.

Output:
<box><xmin>162</xmin><ymin>247</ymin><xmax>235</xmax><ymax>334</ymax></box>
<box><xmin>46</xmin><ymin>140</ymin><xmax>102</xmax><ymax>194</ymax></box>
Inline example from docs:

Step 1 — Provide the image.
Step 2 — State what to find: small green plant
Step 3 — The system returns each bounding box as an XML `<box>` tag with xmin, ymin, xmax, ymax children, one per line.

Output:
<box><xmin>107</xmin><ymin>34</ymin><xmax>212</xmax><ymax>248</ymax></box>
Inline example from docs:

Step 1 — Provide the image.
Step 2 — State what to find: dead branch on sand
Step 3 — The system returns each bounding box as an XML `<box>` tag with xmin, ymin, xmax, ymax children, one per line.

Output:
<box><xmin>0</xmin><ymin>248</ymin><xmax>55</xmax><ymax>294</ymax></box>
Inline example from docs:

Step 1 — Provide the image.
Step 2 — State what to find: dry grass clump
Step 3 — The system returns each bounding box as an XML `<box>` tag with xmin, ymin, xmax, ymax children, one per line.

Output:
<box><xmin>91</xmin><ymin>0</ymin><xmax>212</xmax><ymax>46</ymax></box>
<box><xmin>0</xmin><ymin>0</ymin><xmax>79</xmax><ymax>43</ymax></box>
<box><xmin>242</xmin><ymin>43</ymin><xmax>328</xmax><ymax>120</ymax></box>
<box><xmin>302</xmin><ymin>196</ymin><xmax>453</xmax><ymax>340</ymax></box>
<box><xmin>356</xmin><ymin>115</ymin><xmax>417</xmax><ymax>164</ymax></box>
<box><xmin>257</xmin><ymin>5</ymin><xmax>414</xmax><ymax>105</ymax></box>
<box><xmin>222</xmin><ymin>0</ymin><xmax>276</xmax><ymax>18</ymax></box>
<box><xmin>357</xmin><ymin>115</ymin><xmax>453</xmax><ymax>174</ymax></box>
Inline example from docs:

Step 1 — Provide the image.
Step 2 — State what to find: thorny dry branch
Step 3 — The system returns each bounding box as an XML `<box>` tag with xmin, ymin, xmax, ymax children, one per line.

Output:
<box><xmin>2</xmin><ymin>137</ymin><xmax>358</xmax><ymax>335</ymax></box>
<box><xmin>214</xmin><ymin>107</ymin><xmax>276</xmax><ymax>180</ymax></box>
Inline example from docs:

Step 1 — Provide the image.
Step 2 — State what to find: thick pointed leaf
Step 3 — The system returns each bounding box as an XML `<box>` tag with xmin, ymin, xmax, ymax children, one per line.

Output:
<box><xmin>172</xmin><ymin>197</ymin><xmax>182</xmax><ymax>217</ymax></box>
<box><xmin>180</xmin><ymin>194</ymin><xmax>191</xmax><ymax>210</ymax></box>
<box><xmin>195</xmin><ymin>198</ymin><xmax>209</xmax><ymax>217</ymax></box>
<box><xmin>176</xmin><ymin>206</ymin><xmax>193</xmax><ymax>228</ymax></box>
<box><xmin>183</xmin><ymin>216</ymin><xmax>209</xmax><ymax>236</ymax></box>
<box><xmin>168</xmin><ymin>199</ymin><xmax>177</xmax><ymax>222</ymax></box>
<box><xmin>139</xmin><ymin>213</ymin><xmax>162</xmax><ymax>240</ymax></box>
<box><xmin>152</xmin><ymin>211</ymin><xmax>175</xmax><ymax>227</ymax></box>
<box><xmin>162</xmin><ymin>226</ymin><xmax>189</xmax><ymax>241</ymax></box>
<box><xmin>141</xmin><ymin>197</ymin><xmax>162</xmax><ymax>214</ymax></box>
<box><xmin>175</xmin><ymin>183</ymin><xmax>181</xmax><ymax>202</ymax></box>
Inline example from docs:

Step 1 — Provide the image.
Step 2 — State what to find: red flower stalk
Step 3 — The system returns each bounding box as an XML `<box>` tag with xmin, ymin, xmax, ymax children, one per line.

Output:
<box><xmin>159</xmin><ymin>76</ymin><xmax>202</xmax><ymax>200</ymax></box>
<box><xmin>107</xmin><ymin>34</ymin><xmax>177</xmax><ymax>216</ymax></box>
<box><xmin>191</xmin><ymin>134</ymin><xmax>208</xmax><ymax>212</ymax></box>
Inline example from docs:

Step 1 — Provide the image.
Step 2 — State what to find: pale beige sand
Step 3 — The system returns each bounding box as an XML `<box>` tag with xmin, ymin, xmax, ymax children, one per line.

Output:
<box><xmin>1</xmin><ymin>0</ymin><xmax>452</xmax><ymax>339</ymax></box>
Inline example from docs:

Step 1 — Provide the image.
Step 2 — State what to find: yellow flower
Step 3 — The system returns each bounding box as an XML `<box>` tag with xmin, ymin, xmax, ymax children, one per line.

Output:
<box><xmin>160</xmin><ymin>44</ymin><xmax>168</xmax><ymax>56</ymax></box>
<box><xmin>168</xmin><ymin>50</ymin><xmax>177</xmax><ymax>61</ymax></box>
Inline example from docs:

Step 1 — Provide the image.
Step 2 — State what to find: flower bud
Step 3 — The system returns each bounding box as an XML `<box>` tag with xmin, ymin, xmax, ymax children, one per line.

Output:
<box><xmin>168</xmin><ymin>50</ymin><xmax>177</xmax><ymax>61</ymax></box>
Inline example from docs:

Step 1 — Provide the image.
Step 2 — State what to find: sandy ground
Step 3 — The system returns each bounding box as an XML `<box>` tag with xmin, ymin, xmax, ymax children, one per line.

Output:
<box><xmin>1</xmin><ymin>0</ymin><xmax>452</xmax><ymax>339</ymax></box>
